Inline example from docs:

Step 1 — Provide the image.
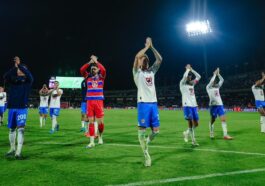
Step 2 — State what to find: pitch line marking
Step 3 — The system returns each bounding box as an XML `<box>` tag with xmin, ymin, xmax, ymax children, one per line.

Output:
<box><xmin>36</xmin><ymin>142</ymin><xmax>265</xmax><ymax>156</ymax></box>
<box><xmin>106</xmin><ymin>168</ymin><xmax>265</xmax><ymax>186</ymax></box>
<box><xmin>107</xmin><ymin>143</ymin><xmax>265</xmax><ymax>156</ymax></box>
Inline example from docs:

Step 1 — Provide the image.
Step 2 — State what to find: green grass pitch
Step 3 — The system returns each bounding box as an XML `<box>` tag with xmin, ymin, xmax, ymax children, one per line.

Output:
<box><xmin>0</xmin><ymin>109</ymin><xmax>265</xmax><ymax>186</ymax></box>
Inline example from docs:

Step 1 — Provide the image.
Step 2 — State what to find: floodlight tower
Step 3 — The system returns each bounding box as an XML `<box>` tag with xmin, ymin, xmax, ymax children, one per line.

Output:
<box><xmin>186</xmin><ymin>20</ymin><xmax>212</xmax><ymax>79</ymax></box>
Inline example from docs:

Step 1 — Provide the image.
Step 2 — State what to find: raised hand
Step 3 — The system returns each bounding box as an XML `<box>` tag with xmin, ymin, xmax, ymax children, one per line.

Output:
<box><xmin>186</xmin><ymin>64</ymin><xmax>191</xmax><ymax>70</ymax></box>
<box><xmin>90</xmin><ymin>55</ymin><xmax>98</xmax><ymax>63</ymax></box>
<box><xmin>145</xmin><ymin>37</ymin><xmax>152</xmax><ymax>48</ymax></box>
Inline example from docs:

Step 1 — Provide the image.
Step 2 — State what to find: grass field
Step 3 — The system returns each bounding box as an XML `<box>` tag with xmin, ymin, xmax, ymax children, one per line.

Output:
<box><xmin>0</xmin><ymin>109</ymin><xmax>265</xmax><ymax>186</ymax></box>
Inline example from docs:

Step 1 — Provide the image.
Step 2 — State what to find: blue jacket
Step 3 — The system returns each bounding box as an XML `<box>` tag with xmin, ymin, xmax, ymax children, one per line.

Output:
<box><xmin>81</xmin><ymin>79</ymin><xmax>87</xmax><ymax>102</ymax></box>
<box><xmin>3</xmin><ymin>64</ymin><xmax>33</xmax><ymax>109</ymax></box>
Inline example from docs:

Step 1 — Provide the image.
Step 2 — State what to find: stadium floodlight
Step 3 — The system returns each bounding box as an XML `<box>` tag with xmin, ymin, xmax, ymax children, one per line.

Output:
<box><xmin>186</xmin><ymin>20</ymin><xmax>212</xmax><ymax>37</ymax></box>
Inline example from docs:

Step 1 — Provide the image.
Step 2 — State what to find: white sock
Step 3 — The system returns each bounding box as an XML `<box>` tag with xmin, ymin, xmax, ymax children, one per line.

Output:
<box><xmin>52</xmin><ymin>116</ymin><xmax>57</xmax><ymax>130</ymax></box>
<box><xmin>9</xmin><ymin>129</ymin><xmax>16</xmax><ymax>151</ymax></box>
<box><xmin>85</xmin><ymin>121</ymin><xmax>88</xmax><ymax>132</ymax></box>
<box><xmin>43</xmin><ymin>118</ymin><xmax>46</xmax><ymax>126</ymax></box>
<box><xmin>138</xmin><ymin>130</ymin><xmax>147</xmax><ymax>153</ymax></box>
<box><xmin>90</xmin><ymin>136</ymin><xmax>95</xmax><ymax>144</ymax></box>
<box><xmin>186</xmin><ymin>128</ymin><xmax>190</xmax><ymax>135</ymax></box>
<box><xmin>147</xmin><ymin>131</ymin><xmax>159</xmax><ymax>144</ymax></box>
<box><xmin>94</xmin><ymin>121</ymin><xmax>98</xmax><ymax>136</ymax></box>
<box><xmin>16</xmin><ymin>128</ymin><xmax>24</xmax><ymax>155</ymax></box>
<box><xmin>222</xmin><ymin>121</ymin><xmax>228</xmax><ymax>136</ymax></box>
<box><xmin>81</xmin><ymin>121</ymin><xmax>85</xmax><ymax>128</ymax></box>
<box><xmin>261</xmin><ymin>116</ymin><xmax>265</xmax><ymax>132</ymax></box>
<box><xmin>190</xmin><ymin>127</ymin><xmax>196</xmax><ymax>143</ymax></box>
<box><xmin>40</xmin><ymin>117</ymin><xmax>43</xmax><ymax>127</ymax></box>
<box><xmin>209</xmin><ymin>122</ymin><xmax>214</xmax><ymax>133</ymax></box>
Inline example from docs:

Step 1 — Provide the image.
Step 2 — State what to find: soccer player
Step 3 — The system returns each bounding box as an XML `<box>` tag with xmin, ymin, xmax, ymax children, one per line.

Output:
<box><xmin>133</xmin><ymin>37</ymin><xmax>162</xmax><ymax>167</ymax></box>
<box><xmin>0</xmin><ymin>86</ymin><xmax>7</xmax><ymax>126</ymax></box>
<box><xmin>4</xmin><ymin>56</ymin><xmax>33</xmax><ymax>159</ymax></box>
<box><xmin>206</xmin><ymin>68</ymin><xmax>233</xmax><ymax>139</ymax></box>
<box><xmin>80</xmin><ymin>55</ymin><xmax>106</xmax><ymax>148</ymax></box>
<box><xmin>180</xmin><ymin>64</ymin><xmax>201</xmax><ymax>146</ymax></box>
<box><xmin>48</xmin><ymin>81</ymin><xmax>63</xmax><ymax>134</ymax></box>
<box><xmin>252</xmin><ymin>72</ymin><xmax>265</xmax><ymax>133</ymax></box>
<box><xmin>39</xmin><ymin>84</ymin><xmax>49</xmax><ymax>127</ymax></box>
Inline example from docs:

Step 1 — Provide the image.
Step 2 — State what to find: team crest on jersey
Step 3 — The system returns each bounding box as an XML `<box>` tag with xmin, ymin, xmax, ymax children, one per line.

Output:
<box><xmin>145</xmin><ymin>77</ymin><xmax>153</xmax><ymax>86</ymax></box>
<box><xmin>92</xmin><ymin>81</ymin><xmax>98</xmax><ymax>88</ymax></box>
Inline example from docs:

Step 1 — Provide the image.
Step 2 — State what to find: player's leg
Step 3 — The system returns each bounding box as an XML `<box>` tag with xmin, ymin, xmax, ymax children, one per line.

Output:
<box><xmin>87</xmin><ymin>117</ymin><xmax>95</xmax><ymax>148</ymax></box>
<box><xmin>137</xmin><ymin>103</ymin><xmax>151</xmax><ymax>167</ymax></box>
<box><xmin>258</xmin><ymin>107</ymin><xmax>265</xmax><ymax>133</ymax></box>
<box><xmin>50</xmin><ymin>108</ymin><xmax>59</xmax><ymax>133</ymax></box>
<box><xmin>43</xmin><ymin>107</ymin><xmax>48</xmax><ymax>126</ymax></box>
<box><xmin>218</xmin><ymin>106</ymin><xmax>233</xmax><ymax>139</ymax></box>
<box><xmin>146</xmin><ymin>103</ymin><xmax>160</xmax><ymax>144</ymax></box>
<box><xmin>6</xmin><ymin>109</ymin><xmax>17</xmax><ymax>157</ymax></box>
<box><xmin>39</xmin><ymin>107</ymin><xmax>43</xmax><ymax>127</ymax></box>
<box><xmin>209</xmin><ymin>106</ymin><xmax>217</xmax><ymax>138</ymax></box>
<box><xmin>191</xmin><ymin>107</ymin><xmax>199</xmax><ymax>146</ymax></box>
<box><xmin>0</xmin><ymin>107</ymin><xmax>4</xmax><ymax>125</ymax></box>
<box><xmin>80</xmin><ymin>102</ymin><xmax>87</xmax><ymax>132</ymax></box>
<box><xmin>95</xmin><ymin>100</ymin><xmax>104</xmax><ymax>144</ymax></box>
<box><xmin>15</xmin><ymin>108</ymin><xmax>28</xmax><ymax>159</ymax></box>
<box><xmin>86</xmin><ymin>101</ymin><xmax>96</xmax><ymax>148</ymax></box>
<box><xmin>183</xmin><ymin>107</ymin><xmax>192</xmax><ymax>143</ymax></box>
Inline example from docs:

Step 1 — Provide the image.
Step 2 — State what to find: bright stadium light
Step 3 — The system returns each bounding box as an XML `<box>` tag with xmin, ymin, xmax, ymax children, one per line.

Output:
<box><xmin>186</xmin><ymin>20</ymin><xmax>212</xmax><ymax>37</ymax></box>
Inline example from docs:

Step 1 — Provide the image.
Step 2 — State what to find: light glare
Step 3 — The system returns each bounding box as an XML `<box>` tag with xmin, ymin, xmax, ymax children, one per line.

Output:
<box><xmin>186</xmin><ymin>20</ymin><xmax>212</xmax><ymax>37</ymax></box>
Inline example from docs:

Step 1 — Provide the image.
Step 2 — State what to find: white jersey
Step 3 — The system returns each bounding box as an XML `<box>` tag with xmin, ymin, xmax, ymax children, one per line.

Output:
<box><xmin>40</xmin><ymin>95</ymin><xmax>49</xmax><ymax>107</ymax></box>
<box><xmin>133</xmin><ymin>63</ymin><xmax>160</xmax><ymax>103</ymax></box>
<box><xmin>49</xmin><ymin>89</ymin><xmax>63</xmax><ymax>108</ymax></box>
<box><xmin>0</xmin><ymin>92</ymin><xmax>7</xmax><ymax>107</ymax></box>
<box><xmin>180</xmin><ymin>69</ymin><xmax>201</xmax><ymax>107</ymax></box>
<box><xmin>252</xmin><ymin>85</ymin><xmax>264</xmax><ymax>101</ymax></box>
<box><xmin>206</xmin><ymin>74</ymin><xmax>224</xmax><ymax>106</ymax></box>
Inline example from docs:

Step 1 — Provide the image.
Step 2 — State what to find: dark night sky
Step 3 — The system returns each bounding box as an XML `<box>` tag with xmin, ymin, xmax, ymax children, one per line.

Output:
<box><xmin>1</xmin><ymin>0</ymin><xmax>265</xmax><ymax>90</ymax></box>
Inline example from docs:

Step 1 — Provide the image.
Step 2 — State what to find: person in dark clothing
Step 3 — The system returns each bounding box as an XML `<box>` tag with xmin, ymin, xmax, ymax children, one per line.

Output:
<box><xmin>3</xmin><ymin>56</ymin><xmax>33</xmax><ymax>159</ymax></box>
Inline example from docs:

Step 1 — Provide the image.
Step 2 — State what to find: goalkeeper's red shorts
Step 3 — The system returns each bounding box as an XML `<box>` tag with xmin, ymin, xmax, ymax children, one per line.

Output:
<box><xmin>87</xmin><ymin>100</ymin><xmax>104</xmax><ymax>118</ymax></box>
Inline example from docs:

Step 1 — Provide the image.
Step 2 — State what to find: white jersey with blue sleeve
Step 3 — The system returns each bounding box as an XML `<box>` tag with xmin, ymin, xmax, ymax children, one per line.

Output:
<box><xmin>180</xmin><ymin>69</ymin><xmax>201</xmax><ymax>107</ymax></box>
<box><xmin>133</xmin><ymin>63</ymin><xmax>160</xmax><ymax>103</ymax></box>
<box><xmin>206</xmin><ymin>74</ymin><xmax>224</xmax><ymax>106</ymax></box>
<box><xmin>0</xmin><ymin>92</ymin><xmax>6</xmax><ymax>107</ymax></box>
<box><xmin>252</xmin><ymin>85</ymin><xmax>264</xmax><ymax>101</ymax></box>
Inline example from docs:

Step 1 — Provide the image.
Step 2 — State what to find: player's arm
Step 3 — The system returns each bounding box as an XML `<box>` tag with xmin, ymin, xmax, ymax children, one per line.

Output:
<box><xmin>206</xmin><ymin>74</ymin><xmax>216</xmax><ymax>90</ymax></box>
<box><xmin>133</xmin><ymin>39</ymin><xmax>151</xmax><ymax>70</ymax></box>
<box><xmin>207</xmin><ymin>69</ymin><xmax>218</xmax><ymax>89</ymax></box>
<box><xmin>17</xmin><ymin>64</ymin><xmax>34</xmax><ymax>84</ymax></box>
<box><xmin>180</xmin><ymin>66</ymin><xmax>191</xmax><ymax>85</ymax></box>
<box><xmin>80</xmin><ymin>59</ymin><xmax>94</xmax><ymax>78</ymax></box>
<box><xmin>191</xmin><ymin>68</ymin><xmax>201</xmax><ymax>85</ymax></box>
<box><xmin>217</xmin><ymin>74</ymin><xmax>224</xmax><ymax>87</ymax></box>
<box><xmin>96</xmin><ymin>61</ymin><xmax>106</xmax><ymax>79</ymax></box>
<box><xmin>39</xmin><ymin>89</ymin><xmax>43</xmax><ymax>95</ymax></box>
<box><xmin>3</xmin><ymin>67</ymin><xmax>17</xmax><ymax>82</ymax></box>
<box><xmin>255</xmin><ymin>72</ymin><xmax>265</xmax><ymax>86</ymax></box>
<box><xmin>149</xmin><ymin>38</ymin><xmax>163</xmax><ymax>74</ymax></box>
<box><xmin>57</xmin><ymin>89</ymin><xmax>63</xmax><ymax>96</ymax></box>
